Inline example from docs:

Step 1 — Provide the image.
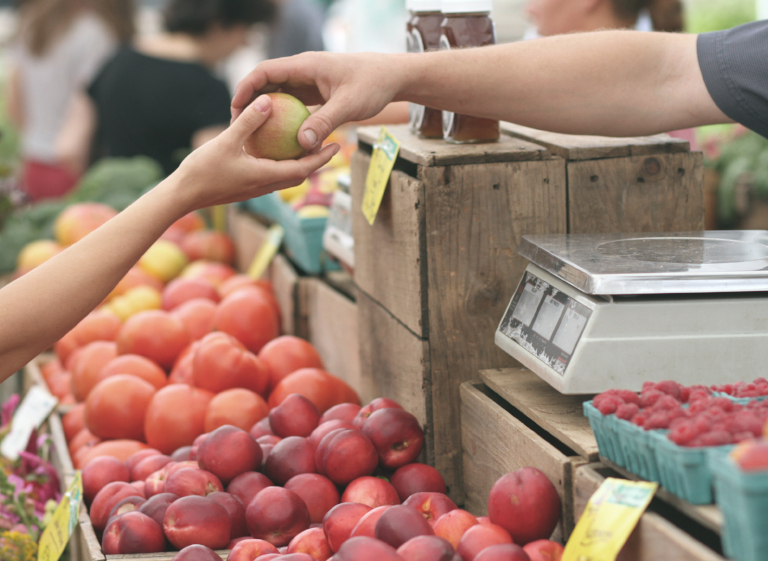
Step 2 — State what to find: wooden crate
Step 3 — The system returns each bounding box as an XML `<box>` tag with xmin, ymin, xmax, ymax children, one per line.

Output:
<box><xmin>460</xmin><ymin>381</ymin><xmax>586</xmax><ymax>540</ymax></box>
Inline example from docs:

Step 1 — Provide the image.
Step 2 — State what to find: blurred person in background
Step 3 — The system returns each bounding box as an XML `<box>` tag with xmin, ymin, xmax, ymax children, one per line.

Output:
<box><xmin>7</xmin><ymin>0</ymin><xmax>135</xmax><ymax>201</ymax></box>
<box><xmin>268</xmin><ymin>0</ymin><xmax>325</xmax><ymax>59</ymax></box>
<box><xmin>57</xmin><ymin>0</ymin><xmax>275</xmax><ymax>177</ymax></box>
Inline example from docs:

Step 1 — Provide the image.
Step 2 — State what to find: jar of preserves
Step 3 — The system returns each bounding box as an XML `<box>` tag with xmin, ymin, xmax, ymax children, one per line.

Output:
<box><xmin>407</xmin><ymin>0</ymin><xmax>444</xmax><ymax>138</ymax></box>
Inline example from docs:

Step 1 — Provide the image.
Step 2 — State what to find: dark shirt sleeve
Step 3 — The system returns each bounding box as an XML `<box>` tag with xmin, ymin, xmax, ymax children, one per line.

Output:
<box><xmin>189</xmin><ymin>75</ymin><xmax>232</xmax><ymax>131</ymax></box>
<box><xmin>698</xmin><ymin>21</ymin><xmax>768</xmax><ymax>139</ymax></box>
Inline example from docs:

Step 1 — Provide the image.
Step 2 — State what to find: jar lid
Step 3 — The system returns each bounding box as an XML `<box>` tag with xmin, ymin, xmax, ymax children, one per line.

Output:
<box><xmin>441</xmin><ymin>0</ymin><xmax>493</xmax><ymax>13</ymax></box>
<box><xmin>407</xmin><ymin>0</ymin><xmax>442</xmax><ymax>11</ymax></box>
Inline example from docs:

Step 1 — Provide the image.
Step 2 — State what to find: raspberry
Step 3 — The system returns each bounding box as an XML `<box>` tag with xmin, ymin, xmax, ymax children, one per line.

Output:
<box><xmin>727</xmin><ymin>411</ymin><xmax>763</xmax><ymax>437</ymax></box>
<box><xmin>596</xmin><ymin>396</ymin><xmax>622</xmax><ymax>415</ymax></box>
<box><xmin>644</xmin><ymin>412</ymin><xmax>672</xmax><ymax>430</ymax></box>
<box><xmin>733</xmin><ymin>432</ymin><xmax>756</xmax><ymax>443</ymax></box>
<box><xmin>669</xmin><ymin>422</ymin><xmax>700</xmax><ymax>446</ymax></box>
<box><xmin>639</xmin><ymin>389</ymin><xmax>663</xmax><ymax>408</ymax></box>
<box><xmin>697</xmin><ymin>430</ymin><xmax>733</xmax><ymax>447</ymax></box>
<box><xmin>655</xmin><ymin>381</ymin><xmax>682</xmax><ymax>400</ymax></box>
<box><xmin>654</xmin><ymin>395</ymin><xmax>682</xmax><ymax>411</ymax></box>
<box><xmin>616</xmin><ymin>403</ymin><xmax>639</xmax><ymax>421</ymax></box>
<box><xmin>632</xmin><ymin>414</ymin><xmax>648</xmax><ymax>428</ymax></box>
<box><xmin>617</xmin><ymin>390</ymin><xmax>640</xmax><ymax>405</ymax></box>
<box><xmin>679</xmin><ymin>386</ymin><xmax>691</xmax><ymax>403</ymax></box>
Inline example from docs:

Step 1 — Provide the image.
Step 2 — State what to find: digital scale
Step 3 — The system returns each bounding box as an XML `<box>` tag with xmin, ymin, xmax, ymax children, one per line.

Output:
<box><xmin>495</xmin><ymin>231</ymin><xmax>768</xmax><ymax>394</ymax></box>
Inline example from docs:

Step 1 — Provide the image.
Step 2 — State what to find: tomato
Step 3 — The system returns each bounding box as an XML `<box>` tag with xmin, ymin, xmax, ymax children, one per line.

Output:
<box><xmin>268</xmin><ymin>368</ymin><xmax>360</xmax><ymax>413</ymax></box>
<box><xmin>68</xmin><ymin>428</ymin><xmax>101</xmax><ymax>459</ymax></box>
<box><xmin>169</xmin><ymin>342</ymin><xmax>197</xmax><ymax>385</ymax></box>
<box><xmin>144</xmin><ymin>384</ymin><xmax>214</xmax><ymax>454</ymax></box>
<box><xmin>181</xmin><ymin>260</ymin><xmax>236</xmax><ymax>287</ymax></box>
<box><xmin>99</xmin><ymin>354</ymin><xmax>167</xmax><ymax>390</ymax></box>
<box><xmin>109</xmin><ymin>267</ymin><xmax>164</xmax><ymax>301</ymax></box>
<box><xmin>170</xmin><ymin>298</ymin><xmax>216</xmax><ymax>341</ymax></box>
<box><xmin>62</xmin><ymin>403</ymin><xmax>86</xmax><ymax>443</ymax></box>
<box><xmin>204</xmin><ymin>388</ymin><xmax>269</xmax><ymax>432</ymax></box>
<box><xmin>180</xmin><ymin>230</ymin><xmax>235</xmax><ymax>264</ymax></box>
<box><xmin>213</xmin><ymin>288</ymin><xmax>280</xmax><ymax>354</ymax></box>
<box><xmin>40</xmin><ymin>358</ymin><xmax>64</xmax><ymax>384</ymax></box>
<box><xmin>258</xmin><ymin>336</ymin><xmax>324</xmax><ymax>393</ymax></box>
<box><xmin>71</xmin><ymin>310</ymin><xmax>122</xmax><ymax>345</ymax></box>
<box><xmin>192</xmin><ymin>332</ymin><xmax>269</xmax><ymax>395</ymax></box>
<box><xmin>46</xmin><ymin>370</ymin><xmax>72</xmax><ymax>400</ymax></box>
<box><xmin>54</xmin><ymin>330</ymin><xmax>79</xmax><ymax>364</ymax></box>
<box><xmin>70</xmin><ymin>341</ymin><xmax>118</xmax><ymax>402</ymax></box>
<box><xmin>85</xmin><ymin>375</ymin><xmax>156</xmax><ymax>440</ymax></box>
<box><xmin>116</xmin><ymin>310</ymin><xmax>190</xmax><ymax>370</ymax></box>
<box><xmin>172</xmin><ymin>211</ymin><xmax>206</xmax><ymax>233</ymax></box>
<box><xmin>161</xmin><ymin>278</ymin><xmax>220</xmax><ymax>311</ymax></box>
<box><xmin>74</xmin><ymin>440</ymin><xmax>148</xmax><ymax>470</ymax></box>
<box><xmin>218</xmin><ymin>275</ymin><xmax>273</xmax><ymax>299</ymax></box>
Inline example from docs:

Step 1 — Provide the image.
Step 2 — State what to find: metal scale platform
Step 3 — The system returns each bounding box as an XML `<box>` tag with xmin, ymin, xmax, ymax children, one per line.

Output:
<box><xmin>495</xmin><ymin>231</ymin><xmax>768</xmax><ymax>394</ymax></box>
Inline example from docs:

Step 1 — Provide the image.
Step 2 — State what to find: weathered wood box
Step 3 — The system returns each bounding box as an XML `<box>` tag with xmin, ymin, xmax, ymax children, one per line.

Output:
<box><xmin>351</xmin><ymin>124</ymin><xmax>703</xmax><ymax>503</ymax></box>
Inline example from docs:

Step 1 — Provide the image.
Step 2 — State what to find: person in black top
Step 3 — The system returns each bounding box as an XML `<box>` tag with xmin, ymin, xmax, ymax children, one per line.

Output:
<box><xmin>57</xmin><ymin>0</ymin><xmax>275</xmax><ymax>176</ymax></box>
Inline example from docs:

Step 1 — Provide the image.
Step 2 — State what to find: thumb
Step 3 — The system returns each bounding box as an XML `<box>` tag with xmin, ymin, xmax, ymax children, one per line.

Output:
<box><xmin>226</xmin><ymin>94</ymin><xmax>273</xmax><ymax>147</ymax></box>
<box><xmin>298</xmin><ymin>96</ymin><xmax>353</xmax><ymax>151</ymax></box>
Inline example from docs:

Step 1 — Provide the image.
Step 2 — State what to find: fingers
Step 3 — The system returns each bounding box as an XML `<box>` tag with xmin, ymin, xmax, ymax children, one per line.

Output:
<box><xmin>297</xmin><ymin>97</ymin><xmax>354</xmax><ymax>151</ymax></box>
<box><xmin>225</xmin><ymin>95</ymin><xmax>272</xmax><ymax>147</ymax></box>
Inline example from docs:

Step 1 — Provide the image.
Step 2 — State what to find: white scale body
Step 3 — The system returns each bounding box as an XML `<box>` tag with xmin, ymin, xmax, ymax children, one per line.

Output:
<box><xmin>495</xmin><ymin>231</ymin><xmax>768</xmax><ymax>394</ymax></box>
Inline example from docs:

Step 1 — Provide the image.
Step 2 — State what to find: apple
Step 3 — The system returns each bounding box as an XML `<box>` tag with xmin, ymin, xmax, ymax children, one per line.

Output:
<box><xmin>523</xmin><ymin>540</ymin><xmax>564</xmax><ymax>561</ymax></box>
<box><xmin>397</xmin><ymin>535</ymin><xmax>458</xmax><ymax>561</ymax></box>
<box><xmin>433</xmin><ymin>509</ymin><xmax>478</xmax><ymax>548</ymax></box>
<box><xmin>287</xmin><ymin>527</ymin><xmax>333</xmax><ymax>561</ymax></box>
<box><xmin>208</xmin><ymin>491</ymin><xmax>248</xmax><ymax>539</ymax></box>
<box><xmin>264</xmin><ymin>436</ymin><xmax>317</xmax><ymax>485</ymax></box>
<box><xmin>341</xmin><ymin>476</ymin><xmax>400</xmax><ymax>508</ymax></box>
<box><xmin>350</xmin><ymin>505</ymin><xmax>391</xmax><ymax>538</ymax></box>
<box><xmin>322</xmin><ymin>502</ymin><xmax>372</xmax><ymax>552</ymax></box>
<box><xmin>319</xmin><ymin>403</ymin><xmax>362</xmax><ymax>425</ymax></box>
<box><xmin>246</xmin><ymin>486</ymin><xmax>310</xmax><ymax>546</ymax></box>
<box><xmin>488</xmin><ymin>468</ymin><xmax>561</xmax><ymax>545</ymax></box>
<box><xmin>362</xmin><ymin>409</ymin><xmax>424</xmax><ymax>469</ymax></box>
<box><xmin>82</xmin><ymin>456</ymin><xmax>130</xmax><ymax>505</ymax></box>
<box><xmin>165</xmin><ymin>467</ymin><xmax>223</xmax><ymax>497</ymax></box>
<box><xmin>335</xmin><ymin>536</ymin><xmax>403</xmax><ymax>561</ymax></box>
<box><xmin>403</xmin><ymin>493</ymin><xmax>458</xmax><ymax>526</ymax></box>
<box><xmin>227</xmin><ymin>538</ymin><xmax>280</xmax><ymax>561</ymax></box>
<box><xmin>102</xmin><ymin>511</ymin><xmax>165</xmax><ymax>554</ymax></box>
<box><xmin>284</xmin><ymin>473</ymin><xmax>340</xmax><ymax>524</ymax></box>
<box><xmin>138</xmin><ymin>492</ymin><xmax>178</xmax><ymax>528</ymax></box>
<box><xmin>244</xmin><ymin>93</ymin><xmax>311</xmax><ymax>161</ymax></box>
<box><xmin>90</xmin><ymin>481</ymin><xmax>144</xmax><ymax>533</ymax></box>
<box><xmin>391</xmin><ymin>463</ymin><xmax>447</xmax><ymax>501</ymax></box>
<box><xmin>197</xmin><ymin>425</ymin><xmax>262</xmax><ymax>485</ymax></box>
<box><xmin>170</xmin><ymin>544</ymin><xmax>222</xmax><ymax>561</ymax></box>
<box><xmin>456</xmin><ymin>524</ymin><xmax>513</xmax><ymax>561</ymax></box>
<box><xmin>269</xmin><ymin>393</ymin><xmax>321</xmax><ymax>438</ymax></box>
<box><xmin>315</xmin><ymin>428</ymin><xmax>378</xmax><ymax>485</ymax></box>
<box><xmin>164</xmin><ymin>495</ymin><xmax>231</xmax><ymax>550</ymax></box>
<box><xmin>227</xmin><ymin>471</ymin><xmax>273</xmax><ymax>508</ymax></box>
<box><xmin>353</xmin><ymin>398</ymin><xmax>403</xmax><ymax>430</ymax></box>
<box><xmin>375</xmin><ymin>504</ymin><xmax>434</xmax><ymax>548</ymax></box>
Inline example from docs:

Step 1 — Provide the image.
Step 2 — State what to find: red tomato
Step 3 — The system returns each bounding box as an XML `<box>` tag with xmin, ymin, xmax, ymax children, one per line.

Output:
<box><xmin>180</xmin><ymin>231</ymin><xmax>235</xmax><ymax>264</ymax></box>
<box><xmin>268</xmin><ymin>368</ymin><xmax>360</xmax><ymax>413</ymax></box>
<box><xmin>62</xmin><ymin>403</ymin><xmax>86</xmax><ymax>443</ymax></box>
<box><xmin>192</xmin><ymin>332</ymin><xmax>269</xmax><ymax>395</ymax></box>
<box><xmin>258</xmin><ymin>336</ymin><xmax>324</xmax><ymax>393</ymax></box>
<box><xmin>85</xmin><ymin>375</ymin><xmax>156</xmax><ymax>440</ymax></box>
<box><xmin>116</xmin><ymin>310</ymin><xmax>190</xmax><ymax>370</ymax></box>
<box><xmin>213</xmin><ymin>288</ymin><xmax>280</xmax><ymax>354</ymax></box>
<box><xmin>204</xmin><ymin>388</ymin><xmax>269</xmax><ymax>432</ymax></box>
<box><xmin>75</xmin><ymin>440</ymin><xmax>149</xmax><ymax>470</ymax></box>
<box><xmin>169</xmin><ymin>342</ymin><xmax>198</xmax><ymax>385</ymax></box>
<box><xmin>68</xmin><ymin>428</ymin><xmax>101</xmax><ymax>459</ymax></box>
<box><xmin>70</xmin><ymin>341</ymin><xmax>118</xmax><ymax>402</ymax></box>
<box><xmin>172</xmin><ymin>211</ymin><xmax>206</xmax><ymax>233</ymax></box>
<box><xmin>183</xmin><ymin>261</ymin><xmax>236</xmax><ymax>287</ymax></box>
<box><xmin>161</xmin><ymin>278</ymin><xmax>220</xmax><ymax>311</ymax></box>
<box><xmin>218</xmin><ymin>275</ymin><xmax>274</xmax><ymax>300</ymax></box>
<box><xmin>171</xmin><ymin>299</ymin><xmax>217</xmax><ymax>341</ymax></box>
<box><xmin>144</xmin><ymin>384</ymin><xmax>214</xmax><ymax>454</ymax></box>
<box><xmin>54</xmin><ymin>330</ymin><xmax>79</xmax><ymax>364</ymax></box>
<box><xmin>99</xmin><ymin>354</ymin><xmax>167</xmax><ymax>390</ymax></box>
<box><xmin>71</xmin><ymin>310</ymin><xmax>122</xmax><ymax>345</ymax></box>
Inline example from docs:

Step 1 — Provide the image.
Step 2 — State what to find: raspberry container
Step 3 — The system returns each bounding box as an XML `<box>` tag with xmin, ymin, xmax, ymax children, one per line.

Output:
<box><xmin>584</xmin><ymin>401</ymin><xmax>631</xmax><ymax>469</ymax></box>
<box><xmin>712</xmin><ymin>391</ymin><xmax>768</xmax><ymax>406</ymax></box>
<box><xmin>710</xmin><ymin>449</ymin><xmax>768</xmax><ymax>561</ymax></box>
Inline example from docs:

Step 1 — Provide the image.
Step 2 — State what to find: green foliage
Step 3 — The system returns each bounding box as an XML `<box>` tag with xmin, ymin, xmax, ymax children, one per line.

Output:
<box><xmin>686</xmin><ymin>0</ymin><xmax>755</xmax><ymax>33</ymax></box>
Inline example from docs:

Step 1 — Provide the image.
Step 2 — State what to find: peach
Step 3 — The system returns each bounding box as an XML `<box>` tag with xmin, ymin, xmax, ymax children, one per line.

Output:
<box><xmin>284</xmin><ymin>473</ymin><xmax>339</xmax><ymax>524</ymax></box>
<box><xmin>254</xmin><ymin>556</ymin><xmax>282</xmax><ymax>561</ymax></box>
<box><xmin>180</xmin><ymin>230</ymin><xmax>235</xmax><ymax>265</ymax></box>
<box><xmin>335</xmin><ymin>536</ymin><xmax>402</xmax><ymax>561</ymax></box>
<box><xmin>350</xmin><ymin>505</ymin><xmax>391</xmax><ymax>538</ymax></box>
<box><xmin>732</xmin><ymin>439</ymin><xmax>768</xmax><ymax>471</ymax></box>
<box><xmin>165</xmin><ymin>467</ymin><xmax>223</xmax><ymax>497</ymax></box>
<box><xmin>391</xmin><ymin>463</ymin><xmax>447</xmax><ymax>501</ymax></box>
<box><xmin>477</xmin><ymin>517</ymin><xmax>491</xmax><ymax>525</ymax></box>
<box><xmin>363</xmin><ymin>408</ymin><xmax>424</xmax><ymax>469</ymax></box>
<box><xmin>102</xmin><ymin>511</ymin><xmax>165</xmax><ymax>554</ymax></box>
<box><xmin>246</xmin><ymin>487</ymin><xmax>311</xmax><ymax>546</ymax></box>
<box><xmin>376</xmin><ymin>504</ymin><xmax>434</xmax><ymax>548</ymax></box>
<box><xmin>227</xmin><ymin>471</ymin><xmax>273</xmax><ymax>508</ymax></box>
<box><xmin>315</xmin><ymin>429</ymin><xmax>378</xmax><ymax>485</ymax></box>
<box><xmin>167</xmin><ymin>460</ymin><xmax>199</xmax><ymax>479</ymax></box>
<box><xmin>341</xmin><ymin>476</ymin><xmax>400</xmax><ymax>508</ymax></box>
<box><xmin>172</xmin><ymin>446</ymin><xmax>194</xmax><ymax>462</ymax></box>
<box><xmin>475</xmin><ymin>544</ymin><xmax>532</xmax><ymax>561</ymax></box>
<box><xmin>259</xmin><ymin>444</ymin><xmax>274</xmax><ymax>469</ymax></box>
<box><xmin>131</xmin><ymin>454</ymin><xmax>172</xmax><ymax>482</ymax></box>
<box><xmin>204</xmin><ymin>388</ymin><xmax>269</xmax><ymax>432</ymax></box>
<box><xmin>269</xmin><ymin>393</ymin><xmax>321</xmax><ymax>438</ymax></box>
<box><xmin>457</xmin><ymin>524</ymin><xmax>514</xmax><ymax>561</ymax></box>
<box><xmin>319</xmin><ymin>403</ymin><xmax>362</xmax><ymax>425</ymax></box>
<box><xmin>139</xmin><ymin>492</ymin><xmax>178</xmax><ymax>527</ymax></box>
<box><xmin>488</xmin><ymin>468</ymin><xmax>561</xmax><ymax>545</ymax></box>
<box><xmin>82</xmin><ymin>456</ymin><xmax>130</xmax><ymax>505</ymax></box>
<box><xmin>397</xmin><ymin>535</ymin><xmax>458</xmax><ymax>561</ymax></box>
<box><xmin>171</xmin><ymin>544</ymin><xmax>222</xmax><ymax>560</ymax></box>
<box><xmin>433</xmin><ymin>510</ymin><xmax>478</xmax><ymax>549</ymax></box>
<box><xmin>208</xmin><ymin>491</ymin><xmax>248</xmax><ymax>539</ymax></box>
<box><xmin>130</xmin><ymin>480</ymin><xmax>146</xmax><ymax>497</ymax></box>
<box><xmin>322</xmin><ymin>502</ymin><xmax>372</xmax><ymax>552</ymax></box>
<box><xmin>404</xmin><ymin>493</ymin><xmax>458</xmax><ymax>526</ymax></box>
<box><xmin>126</xmin><ymin>449</ymin><xmax>162</xmax><ymax>474</ymax></box>
<box><xmin>90</xmin><ymin>481</ymin><xmax>144</xmax><ymax>533</ymax></box>
<box><xmin>164</xmin><ymin>495</ymin><xmax>231</xmax><ymax>550</ymax></box>
<box><xmin>227</xmin><ymin>536</ymin><xmax>250</xmax><ymax>549</ymax></box>
<box><xmin>107</xmin><ymin>496</ymin><xmax>146</xmax><ymax>522</ymax></box>
<box><xmin>265</xmin><ymin>436</ymin><xmax>317</xmax><ymax>485</ymax></box>
<box><xmin>353</xmin><ymin>398</ymin><xmax>403</xmax><ymax>430</ymax></box>
<box><xmin>308</xmin><ymin>419</ymin><xmax>356</xmax><ymax>448</ymax></box>
<box><xmin>197</xmin><ymin>425</ymin><xmax>262</xmax><ymax>485</ymax></box>
<box><xmin>228</xmin><ymin>538</ymin><xmax>280</xmax><ymax>561</ymax></box>
<box><xmin>161</xmin><ymin>278</ymin><xmax>220</xmax><ymax>311</ymax></box>
<box><xmin>250</xmin><ymin>417</ymin><xmax>274</xmax><ymax>439</ymax></box>
<box><xmin>258</xmin><ymin>435</ymin><xmax>282</xmax><ymax>445</ymax></box>
<box><xmin>287</xmin><ymin>527</ymin><xmax>333</xmax><ymax>561</ymax></box>
<box><xmin>523</xmin><ymin>540</ymin><xmax>564</xmax><ymax>561</ymax></box>
<box><xmin>144</xmin><ymin>465</ymin><xmax>172</xmax><ymax>497</ymax></box>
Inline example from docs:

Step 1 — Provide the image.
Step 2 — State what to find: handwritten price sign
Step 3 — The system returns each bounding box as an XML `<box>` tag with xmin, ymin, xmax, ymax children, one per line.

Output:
<box><xmin>37</xmin><ymin>472</ymin><xmax>83</xmax><ymax>561</ymax></box>
<box><xmin>361</xmin><ymin>127</ymin><xmax>401</xmax><ymax>226</ymax></box>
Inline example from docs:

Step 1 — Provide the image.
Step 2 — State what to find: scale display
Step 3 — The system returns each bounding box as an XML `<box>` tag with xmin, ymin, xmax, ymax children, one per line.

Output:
<box><xmin>499</xmin><ymin>271</ymin><xmax>593</xmax><ymax>376</ymax></box>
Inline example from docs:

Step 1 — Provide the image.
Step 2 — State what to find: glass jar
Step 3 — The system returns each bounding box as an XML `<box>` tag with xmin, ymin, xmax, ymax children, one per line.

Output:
<box><xmin>407</xmin><ymin>0</ymin><xmax>444</xmax><ymax>138</ymax></box>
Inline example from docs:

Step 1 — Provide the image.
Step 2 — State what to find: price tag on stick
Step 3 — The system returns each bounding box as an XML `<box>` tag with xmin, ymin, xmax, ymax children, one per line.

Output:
<box><xmin>37</xmin><ymin>472</ymin><xmax>83</xmax><ymax>561</ymax></box>
<box><xmin>1</xmin><ymin>386</ymin><xmax>57</xmax><ymax>460</ymax></box>
<box><xmin>562</xmin><ymin>478</ymin><xmax>657</xmax><ymax>561</ymax></box>
<box><xmin>248</xmin><ymin>224</ymin><xmax>285</xmax><ymax>280</ymax></box>
<box><xmin>212</xmin><ymin>204</ymin><xmax>227</xmax><ymax>232</ymax></box>
<box><xmin>361</xmin><ymin>127</ymin><xmax>401</xmax><ymax>226</ymax></box>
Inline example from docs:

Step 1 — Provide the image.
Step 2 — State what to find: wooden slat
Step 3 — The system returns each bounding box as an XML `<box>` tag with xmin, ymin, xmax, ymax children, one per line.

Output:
<box><xmin>480</xmin><ymin>368</ymin><xmax>599</xmax><ymax>461</ymax></box>
<box><xmin>357</xmin><ymin>125</ymin><xmax>550</xmax><ymax>167</ymax></box>
<box><xmin>460</xmin><ymin>381</ymin><xmax>585</xmax><ymax>539</ymax></box>
<box><xmin>501</xmin><ymin>122</ymin><xmax>690</xmax><ymax>160</ymax></box>
<box><xmin>304</xmin><ymin>278</ymin><xmax>361</xmax><ymax>394</ymax></box>
<box><xmin>351</xmin><ymin>150</ymin><xmax>427</xmax><ymax>337</ymax></box>
<box><xmin>271</xmin><ymin>254</ymin><xmax>300</xmax><ymax>337</ymax></box>
<box><xmin>424</xmin><ymin>158</ymin><xmax>567</xmax><ymax>505</ymax></box>
<box><xmin>228</xmin><ymin>205</ymin><xmax>268</xmax><ymax>274</ymax></box>
<box><xmin>567</xmin><ymin>153</ymin><xmax>705</xmax><ymax>234</ymax></box>
<box><xmin>573</xmin><ymin>464</ymin><xmax>726</xmax><ymax>561</ymax></box>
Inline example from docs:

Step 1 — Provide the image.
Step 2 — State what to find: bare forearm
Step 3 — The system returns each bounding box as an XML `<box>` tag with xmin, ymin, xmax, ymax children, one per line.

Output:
<box><xmin>396</xmin><ymin>30</ymin><xmax>729</xmax><ymax>136</ymax></box>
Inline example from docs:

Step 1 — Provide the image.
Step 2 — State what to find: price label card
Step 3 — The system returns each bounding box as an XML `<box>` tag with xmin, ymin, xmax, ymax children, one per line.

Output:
<box><xmin>248</xmin><ymin>223</ymin><xmax>285</xmax><ymax>280</ymax></box>
<box><xmin>1</xmin><ymin>386</ymin><xmax>57</xmax><ymax>460</ymax></box>
<box><xmin>361</xmin><ymin>127</ymin><xmax>401</xmax><ymax>226</ymax></box>
<box><xmin>562</xmin><ymin>478</ymin><xmax>657</xmax><ymax>561</ymax></box>
<box><xmin>37</xmin><ymin>472</ymin><xmax>83</xmax><ymax>561</ymax></box>
<box><xmin>212</xmin><ymin>204</ymin><xmax>227</xmax><ymax>232</ymax></box>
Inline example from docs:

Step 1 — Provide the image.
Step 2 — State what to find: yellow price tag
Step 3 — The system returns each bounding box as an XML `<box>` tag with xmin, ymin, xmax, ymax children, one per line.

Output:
<box><xmin>248</xmin><ymin>224</ymin><xmax>285</xmax><ymax>280</ymax></box>
<box><xmin>361</xmin><ymin>127</ymin><xmax>401</xmax><ymax>226</ymax></box>
<box><xmin>563</xmin><ymin>478</ymin><xmax>656</xmax><ymax>561</ymax></box>
<box><xmin>212</xmin><ymin>205</ymin><xmax>227</xmax><ymax>232</ymax></box>
<box><xmin>37</xmin><ymin>472</ymin><xmax>83</xmax><ymax>561</ymax></box>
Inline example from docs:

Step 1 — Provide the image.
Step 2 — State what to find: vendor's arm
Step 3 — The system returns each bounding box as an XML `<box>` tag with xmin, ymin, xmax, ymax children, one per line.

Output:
<box><xmin>0</xmin><ymin>95</ymin><xmax>339</xmax><ymax>383</ymax></box>
<box><xmin>233</xmin><ymin>30</ymin><xmax>728</xmax><ymax>150</ymax></box>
